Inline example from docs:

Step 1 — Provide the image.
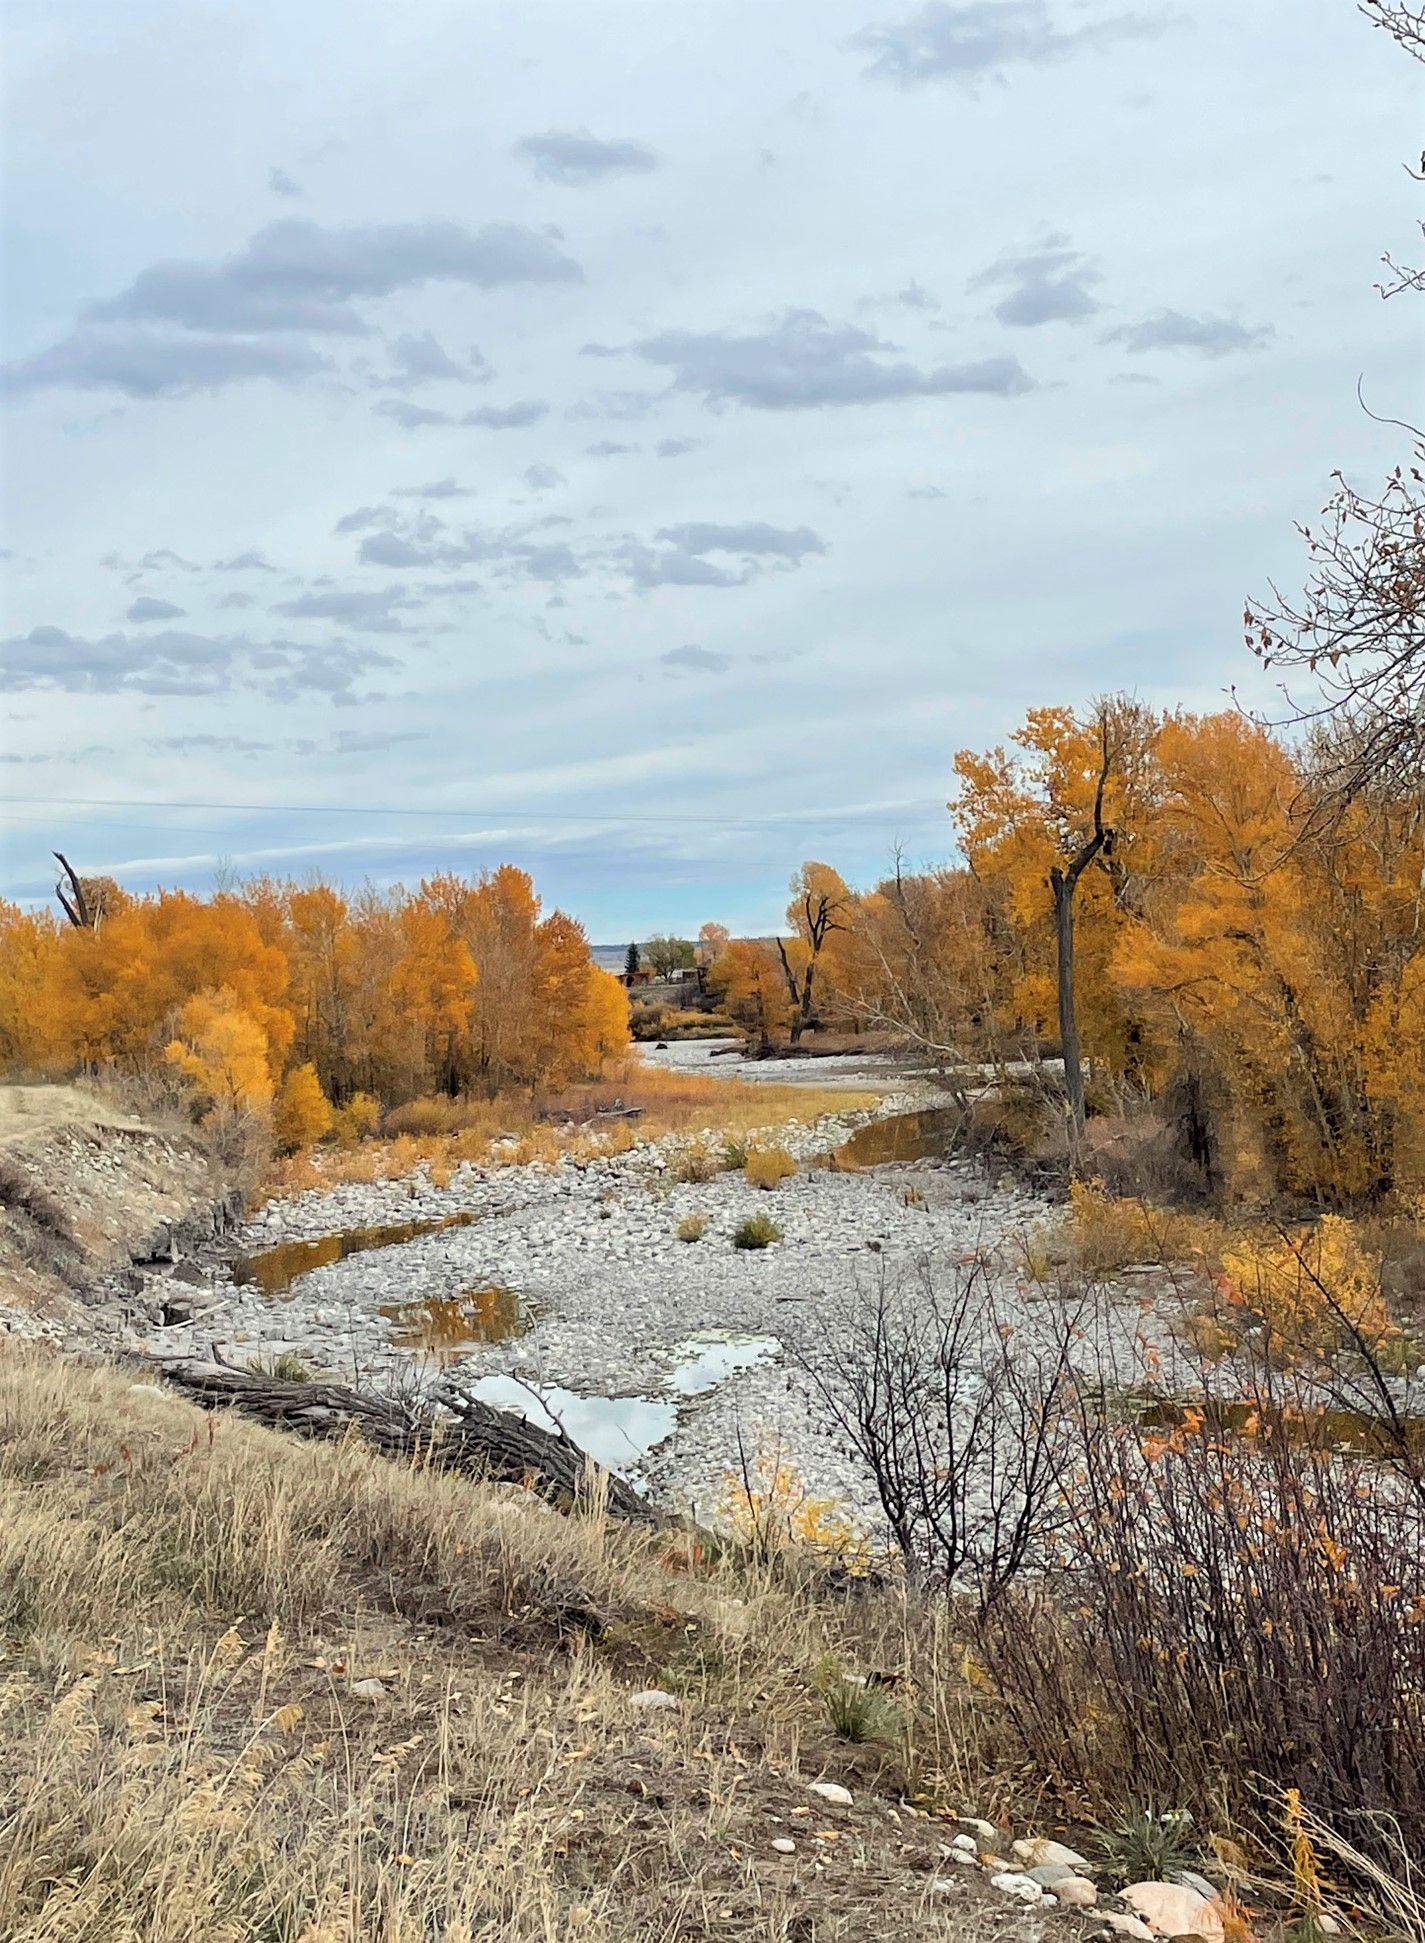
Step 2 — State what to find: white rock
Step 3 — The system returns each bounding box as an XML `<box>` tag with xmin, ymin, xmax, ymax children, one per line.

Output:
<box><xmin>1012</xmin><ymin>1837</ymin><xmax>1090</xmax><ymax>1870</ymax></box>
<box><xmin>628</xmin><ymin>1688</ymin><xmax>679</xmax><ymax>1710</ymax></box>
<box><xmin>989</xmin><ymin>1872</ymin><xmax>1044</xmax><ymax>1905</ymax></box>
<box><xmin>770</xmin><ymin>1838</ymin><xmax>796</xmax><ymax>1855</ymax></box>
<box><xmin>951</xmin><ymin>1834</ymin><xmax>978</xmax><ymax>1855</ymax></box>
<box><xmin>1056</xmin><ymin>1876</ymin><xmax>1098</xmax><ymax>1909</ymax></box>
<box><xmin>1101</xmin><ymin>1918</ymin><xmax>1155</xmax><ymax>1941</ymax></box>
<box><xmin>807</xmin><ymin>1781</ymin><xmax>854</xmax><ymax>1807</ymax></box>
<box><xmin>958</xmin><ymin>1817</ymin><xmax>1001</xmax><ymax>1845</ymax></box>
<box><xmin>928</xmin><ymin>1878</ymin><xmax>961</xmax><ymax>1894</ymax></box>
<box><xmin>349</xmin><ymin>1678</ymin><xmax>386</xmax><ymax>1700</ymax></box>
<box><xmin>1123</xmin><ymin>1881</ymin><xmax>1225</xmax><ymax>1940</ymax></box>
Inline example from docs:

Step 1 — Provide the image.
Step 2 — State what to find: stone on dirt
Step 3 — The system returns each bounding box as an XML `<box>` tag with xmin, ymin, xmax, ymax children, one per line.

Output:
<box><xmin>628</xmin><ymin>1688</ymin><xmax>679</xmax><ymax>1710</ymax></box>
<box><xmin>807</xmin><ymin>1780</ymin><xmax>853</xmax><ymax>1806</ymax></box>
<box><xmin>1012</xmin><ymin>1837</ymin><xmax>1090</xmax><ymax>1870</ymax></box>
<box><xmin>1122</xmin><ymin>1881</ymin><xmax>1225</xmax><ymax>1940</ymax></box>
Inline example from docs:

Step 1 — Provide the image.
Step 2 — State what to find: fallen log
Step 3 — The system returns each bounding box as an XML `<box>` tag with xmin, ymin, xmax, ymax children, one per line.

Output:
<box><xmin>142</xmin><ymin>1356</ymin><xmax>661</xmax><ymax>1524</ymax></box>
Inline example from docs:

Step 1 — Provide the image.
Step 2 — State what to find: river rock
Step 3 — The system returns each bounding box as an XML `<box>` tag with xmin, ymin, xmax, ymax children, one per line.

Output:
<box><xmin>1101</xmin><ymin>1919</ymin><xmax>1155</xmax><ymax>1941</ymax></box>
<box><xmin>1027</xmin><ymin>1862</ymin><xmax>1079</xmax><ymax>1886</ymax></box>
<box><xmin>989</xmin><ymin>1873</ymin><xmax>1044</xmax><ymax>1905</ymax></box>
<box><xmin>807</xmin><ymin>1781</ymin><xmax>853</xmax><ymax>1806</ymax></box>
<box><xmin>1122</xmin><ymin>1881</ymin><xmax>1225</xmax><ymax>1939</ymax></box>
<box><xmin>1013</xmin><ymin>1837</ymin><xmax>1090</xmax><ymax>1870</ymax></box>
<box><xmin>628</xmin><ymin>1688</ymin><xmax>679</xmax><ymax>1710</ymax></box>
<box><xmin>1056</xmin><ymin>1876</ymin><xmax>1098</xmax><ymax>1908</ymax></box>
<box><xmin>771</xmin><ymin>1837</ymin><xmax>796</xmax><ymax>1855</ymax></box>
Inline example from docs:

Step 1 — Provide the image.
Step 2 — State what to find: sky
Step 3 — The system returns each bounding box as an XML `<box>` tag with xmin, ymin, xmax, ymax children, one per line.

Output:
<box><xmin>2</xmin><ymin>0</ymin><xmax>1419</xmax><ymax>940</ymax></box>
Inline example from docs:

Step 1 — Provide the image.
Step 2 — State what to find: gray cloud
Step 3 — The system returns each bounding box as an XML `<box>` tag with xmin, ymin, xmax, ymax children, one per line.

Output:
<box><xmin>970</xmin><ymin>235</ymin><xmax>1104</xmax><ymax>325</ymax></box>
<box><xmin>90</xmin><ymin>218</ymin><xmax>582</xmax><ymax>336</ymax></box>
<box><xmin>852</xmin><ymin>1</ymin><xmax>1158</xmax><ymax>87</ymax></box>
<box><xmin>0</xmin><ymin>625</ymin><xmax>392</xmax><ymax>700</ymax></box>
<box><xmin>5</xmin><ymin>219</ymin><xmax>581</xmax><ymax>399</ymax></box>
<box><xmin>100</xmin><ymin>546</ymin><xmax>200</xmax><ymax>573</ymax></box>
<box><xmin>463</xmin><ymin>399</ymin><xmax>549</xmax><ymax>429</ymax></box>
<box><xmin>380</xmin><ymin>330</ymin><xmax>483</xmax><ymax>386</ymax></box>
<box><xmin>585</xmin><ymin>439</ymin><xmax>638</xmax><ymax>456</ymax></box>
<box><xmin>632</xmin><ymin>310</ymin><xmax>1033</xmax><ymax>408</ymax></box>
<box><xmin>566</xmin><ymin>388</ymin><xmax>664</xmax><ymax>421</ymax></box>
<box><xmin>356</xmin><ymin>520</ymin><xmax>581</xmax><ymax>583</ymax></box>
<box><xmin>125</xmin><ymin>595</ymin><xmax>187</xmax><ymax>621</ymax></box>
<box><xmin>218</xmin><ymin>590</ymin><xmax>257</xmax><ymax>608</ymax></box>
<box><xmin>1102</xmin><ymin>309</ymin><xmax>1274</xmax><ymax>356</ymax></box>
<box><xmin>661</xmin><ymin>643</ymin><xmax>734</xmax><ymax>673</ymax></box>
<box><xmin>374</xmin><ymin>399</ymin><xmax>450</xmax><ymax>428</ymax></box>
<box><xmin>333</xmin><ymin>503</ymin><xmax>395</xmax><ymax>533</ymax></box>
<box><xmin>154</xmin><ymin>732</ymin><xmax>278</xmax><ymax>755</ymax></box>
<box><xmin>907</xmin><ymin>484</ymin><xmax>947</xmax><ymax>498</ymax></box>
<box><xmin>2</xmin><ymin>327</ymin><xmax>332</xmax><ymax>399</ymax></box>
<box><xmin>269</xmin><ymin>168</ymin><xmax>303</xmax><ymax>198</ymax></box>
<box><xmin>618</xmin><ymin>519</ymin><xmax>826</xmax><ymax>590</ymax></box>
<box><xmin>524</xmin><ymin>462</ymin><xmax>567</xmax><ymax>489</ymax></box>
<box><xmin>212</xmin><ymin>549</ymin><xmax>276</xmax><ymax>571</ymax></box>
<box><xmin>375</xmin><ymin>396</ymin><xmax>548</xmax><ymax>430</ymax></box>
<box><xmin>330</xmin><ymin>727</ymin><xmax>428</xmax><ymax>753</ymax></box>
<box><xmin>655</xmin><ymin>436</ymin><xmax>703</xmax><ymax>458</ymax></box>
<box><xmin>273</xmin><ymin>584</ymin><xmax>421</xmax><ymax>632</ymax></box>
<box><xmin>513</xmin><ymin>129</ymin><xmax>661</xmax><ymax>185</ymax></box>
<box><xmin>392</xmin><ymin>477</ymin><xmax>472</xmax><ymax>498</ymax></box>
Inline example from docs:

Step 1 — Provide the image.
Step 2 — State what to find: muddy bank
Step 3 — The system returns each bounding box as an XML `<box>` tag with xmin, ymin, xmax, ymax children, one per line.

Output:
<box><xmin>0</xmin><ymin>1084</ymin><xmax>240</xmax><ymax>1325</ymax></box>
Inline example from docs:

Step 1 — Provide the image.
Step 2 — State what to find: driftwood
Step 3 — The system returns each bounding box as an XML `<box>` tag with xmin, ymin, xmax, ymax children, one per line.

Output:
<box><xmin>144</xmin><ymin>1357</ymin><xmax>661</xmax><ymax>1524</ymax></box>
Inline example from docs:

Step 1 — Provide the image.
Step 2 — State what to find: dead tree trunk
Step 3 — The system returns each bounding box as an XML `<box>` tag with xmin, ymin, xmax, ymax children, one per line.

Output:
<box><xmin>1048</xmin><ymin>718</ymin><xmax>1116</xmax><ymax>1152</ymax></box>
<box><xmin>144</xmin><ymin>1357</ymin><xmax>662</xmax><ymax>1523</ymax></box>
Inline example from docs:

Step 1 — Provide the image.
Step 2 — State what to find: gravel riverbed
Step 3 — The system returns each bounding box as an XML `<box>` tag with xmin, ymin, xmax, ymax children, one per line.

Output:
<box><xmin>80</xmin><ymin>1067</ymin><xmax>1192</xmax><ymax>1526</ymax></box>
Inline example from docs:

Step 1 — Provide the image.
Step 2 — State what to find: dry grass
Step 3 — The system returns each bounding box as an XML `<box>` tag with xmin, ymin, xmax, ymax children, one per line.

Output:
<box><xmin>0</xmin><ymin>1343</ymin><xmax>1038</xmax><ymax>1942</ymax></box>
<box><xmin>269</xmin><ymin>1066</ymin><xmax>880</xmax><ymax>1201</ymax></box>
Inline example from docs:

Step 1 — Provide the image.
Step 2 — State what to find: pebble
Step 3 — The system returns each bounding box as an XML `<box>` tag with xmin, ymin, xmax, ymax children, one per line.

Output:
<box><xmin>958</xmin><ymin>1817</ymin><xmax>1001</xmax><ymax>1845</ymax></box>
<box><xmin>349</xmin><ymin>1678</ymin><xmax>386</xmax><ymax>1700</ymax></box>
<box><xmin>807</xmin><ymin>1781</ymin><xmax>854</xmax><ymax>1807</ymax></box>
<box><xmin>950</xmin><ymin>1834</ymin><xmax>978</xmax><ymax>1855</ymax></box>
<box><xmin>989</xmin><ymin>1873</ymin><xmax>1044</xmax><ymax>1905</ymax></box>
<box><xmin>1100</xmin><ymin>1919</ymin><xmax>1154</xmax><ymax>1941</ymax></box>
<box><xmin>628</xmin><ymin>1689</ymin><xmax>679</xmax><ymax>1710</ymax></box>
<box><xmin>771</xmin><ymin>1838</ymin><xmax>796</xmax><ymax>1855</ymax></box>
<box><xmin>1013</xmin><ymin>1837</ymin><xmax>1090</xmax><ymax>1870</ymax></box>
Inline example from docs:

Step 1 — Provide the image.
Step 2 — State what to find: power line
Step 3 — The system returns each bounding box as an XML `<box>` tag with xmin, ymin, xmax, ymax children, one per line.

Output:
<box><xmin>0</xmin><ymin>791</ymin><xmax>948</xmax><ymax>831</ymax></box>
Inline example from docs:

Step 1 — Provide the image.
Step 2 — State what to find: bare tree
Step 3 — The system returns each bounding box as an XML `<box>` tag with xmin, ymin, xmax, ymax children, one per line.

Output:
<box><xmin>775</xmin><ymin>871</ymin><xmax>848</xmax><ymax>1045</ymax></box>
<box><xmin>794</xmin><ymin>1259</ymin><xmax>1084</xmax><ymax>1607</ymax></box>
<box><xmin>1246</xmin><ymin>0</ymin><xmax>1425</xmax><ymax>800</ymax></box>
<box><xmin>53</xmin><ymin>852</ymin><xmax>94</xmax><ymax>929</ymax></box>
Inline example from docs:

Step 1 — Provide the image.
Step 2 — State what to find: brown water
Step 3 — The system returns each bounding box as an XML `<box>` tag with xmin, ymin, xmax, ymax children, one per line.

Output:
<box><xmin>825</xmin><ymin>1106</ymin><xmax>963</xmax><ymax>1170</ymax></box>
<box><xmin>232</xmin><ymin>1211</ymin><xmax>482</xmax><ymax>1296</ymax></box>
<box><xmin>379</xmin><ymin>1286</ymin><xmax>527</xmax><ymax>1354</ymax></box>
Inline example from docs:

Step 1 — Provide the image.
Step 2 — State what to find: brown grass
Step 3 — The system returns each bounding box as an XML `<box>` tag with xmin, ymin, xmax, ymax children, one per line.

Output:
<box><xmin>270</xmin><ymin>1065</ymin><xmax>881</xmax><ymax>1201</ymax></box>
<box><xmin>0</xmin><ymin>1342</ymin><xmax>1046</xmax><ymax>1942</ymax></box>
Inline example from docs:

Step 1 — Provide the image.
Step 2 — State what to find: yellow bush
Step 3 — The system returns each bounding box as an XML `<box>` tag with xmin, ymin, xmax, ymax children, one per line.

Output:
<box><xmin>744</xmin><ymin>1145</ymin><xmax>797</xmax><ymax>1191</ymax></box>
<box><xmin>1221</xmin><ymin>1215</ymin><xmax>1392</xmax><ymax>1352</ymax></box>
<box><xmin>272</xmin><ymin>1063</ymin><xmax>333</xmax><ymax>1155</ymax></box>
<box><xmin>717</xmin><ymin>1447</ymin><xmax>873</xmax><ymax>1572</ymax></box>
<box><xmin>330</xmin><ymin>1091</ymin><xmax>381</xmax><ymax>1148</ymax></box>
<box><xmin>1067</xmin><ymin>1177</ymin><xmax>1208</xmax><ymax>1273</ymax></box>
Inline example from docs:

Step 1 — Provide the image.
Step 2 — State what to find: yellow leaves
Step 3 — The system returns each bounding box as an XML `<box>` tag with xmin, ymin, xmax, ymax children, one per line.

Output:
<box><xmin>1221</xmin><ymin>1217</ymin><xmax>1392</xmax><ymax>1355</ymax></box>
<box><xmin>273</xmin><ymin>1062</ymin><xmax>333</xmax><ymax>1155</ymax></box>
<box><xmin>272</xmin><ymin>1703</ymin><xmax>305</xmax><ymax>1733</ymax></box>
<box><xmin>165</xmin><ymin>988</ymin><xmax>275</xmax><ymax>1120</ymax></box>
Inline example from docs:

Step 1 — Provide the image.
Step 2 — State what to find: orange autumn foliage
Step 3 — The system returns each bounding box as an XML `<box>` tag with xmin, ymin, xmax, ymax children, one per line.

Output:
<box><xmin>0</xmin><ymin>866</ymin><xmax>629</xmax><ymax>1151</ymax></box>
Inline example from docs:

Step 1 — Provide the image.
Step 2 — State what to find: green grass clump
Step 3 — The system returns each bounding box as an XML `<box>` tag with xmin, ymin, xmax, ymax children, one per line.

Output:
<box><xmin>733</xmin><ymin>1213</ymin><xmax>781</xmax><ymax>1251</ymax></box>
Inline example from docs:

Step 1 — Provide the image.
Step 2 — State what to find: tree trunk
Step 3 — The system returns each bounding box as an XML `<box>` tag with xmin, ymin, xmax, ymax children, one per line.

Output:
<box><xmin>1051</xmin><ymin>866</ymin><xmax>1087</xmax><ymax>1142</ymax></box>
<box><xmin>143</xmin><ymin>1357</ymin><xmax>662</xmax><ymax>1523</ymax></box>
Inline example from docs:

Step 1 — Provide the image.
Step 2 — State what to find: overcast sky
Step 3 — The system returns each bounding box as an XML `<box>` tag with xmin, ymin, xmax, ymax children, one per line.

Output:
<box><xmin>2</xmin><ymin>0</ymin><xmax>1418</xmax><ymax>939</ymax></box>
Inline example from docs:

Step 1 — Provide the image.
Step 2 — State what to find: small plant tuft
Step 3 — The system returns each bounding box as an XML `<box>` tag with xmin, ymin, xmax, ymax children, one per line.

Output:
<box><xmin>733</xmin><ymin>1212</ymin><xmax>781</xmax><ymax>1250</ymax></box>
<box><xmin>677</xmin><ymin>1212</ymin><xmax>708</xmax><ymax>1243</ymax></box>
<box><xmin>813</xmin><ymin>1655</ymin><xmax>902</xmax><ymax>1744</ymax></box>
<box><xmin>721</xmin><ymin>1137</ymin><xmax>751</xmax><ymax>1172</ymax></box>
<box><xmin>744</xmin><ymin>1145</ymin><xmax>797</xmax><ymax>1191</ymax></box>
<box><xmin>1097</xmin><ymin>1808</ymin><xmax>1198</xmax><ymax>1885</ymax></box>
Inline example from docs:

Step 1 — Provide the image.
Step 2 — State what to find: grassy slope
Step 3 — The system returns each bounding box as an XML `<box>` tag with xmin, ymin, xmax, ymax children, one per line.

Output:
<box><xmin>0</xmin><ymin>1345</ymin><xmax>1069</xmax><ymax>1943</ymax></box>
